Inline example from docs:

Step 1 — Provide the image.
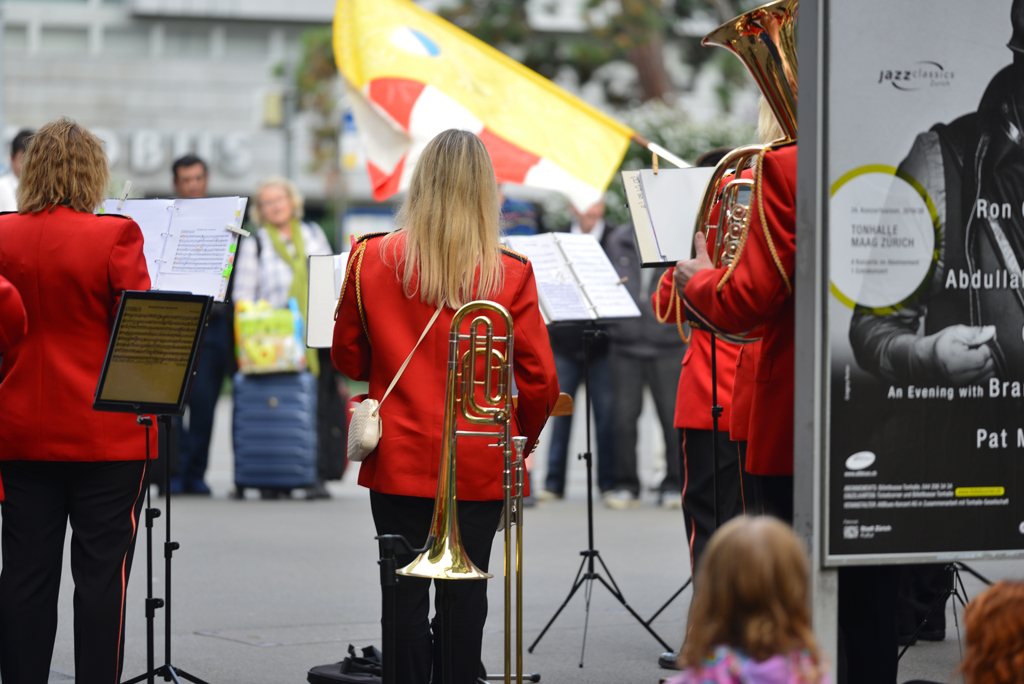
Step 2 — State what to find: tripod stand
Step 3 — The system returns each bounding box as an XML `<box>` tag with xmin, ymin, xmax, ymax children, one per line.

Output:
<box><xmin>528</xmin><ymin>330</ymin><xmax>671</xmax><ymax>666</ymax></box>
<box><xmin>896</xmin><ymin>562</ymin><xmax>992</xmax><ymax>663</ymax></box>
<box><xmin>123</xmin><ymin>414</ymin><xmax>210</xmax><ymax>684</ymax></box>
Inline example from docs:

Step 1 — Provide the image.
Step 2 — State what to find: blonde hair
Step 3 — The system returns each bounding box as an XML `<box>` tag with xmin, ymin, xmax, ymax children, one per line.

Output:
<box><xmin>17</xmin><ymin>118</ymin><xmax>109</xmax><ymax>214</ymax></box>
<box><xmin>680</xmin><ymin>516</ymin><xmax>823</xmax><ymax>680</ymax></box>
<box><xmin>383</xmin><ymin>129</ymin><xmax>503</xmax><ymax>310</ymax></box>
<box><xmin>758</xmin><ymin>96</ymin><xmax>785</xmax><ymax>144</ymax></box>
<box><xmin>249</xmin><ymin>175</ymin><xmax>304</xmax><ymax>226</ymax></box>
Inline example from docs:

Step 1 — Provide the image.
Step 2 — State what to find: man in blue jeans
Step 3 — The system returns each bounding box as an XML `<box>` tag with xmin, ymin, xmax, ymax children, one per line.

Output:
<box><xmin>169</xmin><ymin>154</ymin><xmax>234</xmax><ymax>494</ymax></box>
<box><xmin>539</xmin><ymin>201</ymin><xmax>617</xmax><ymax>499</ymax></box>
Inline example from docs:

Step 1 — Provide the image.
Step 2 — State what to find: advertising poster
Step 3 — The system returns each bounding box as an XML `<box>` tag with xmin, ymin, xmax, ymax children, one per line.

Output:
<box><xmin>827</xmin><ymin>0</ymin><xmax>1024</xmax><ymax>562</ymax></box>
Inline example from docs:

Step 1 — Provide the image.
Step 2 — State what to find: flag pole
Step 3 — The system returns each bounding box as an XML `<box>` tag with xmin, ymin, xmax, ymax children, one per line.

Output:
<box><xmin>631</xmin><ymin>134</ymin><xmax>691</xmax><ymax>169</ymax></box>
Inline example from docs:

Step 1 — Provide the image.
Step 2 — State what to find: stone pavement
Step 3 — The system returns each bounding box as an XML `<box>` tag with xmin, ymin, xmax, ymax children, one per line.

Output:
<box><xmin>11</xmin><ymin>394</ymin><xmax>1024</xmax><ymax>683</ymax></box>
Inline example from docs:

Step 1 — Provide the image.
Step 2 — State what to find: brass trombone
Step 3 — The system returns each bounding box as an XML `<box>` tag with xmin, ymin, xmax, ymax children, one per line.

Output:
<box><xmin>397</xmin><ymin>300</ymin><xmax>529</xmax><ymax>684</ymax></box>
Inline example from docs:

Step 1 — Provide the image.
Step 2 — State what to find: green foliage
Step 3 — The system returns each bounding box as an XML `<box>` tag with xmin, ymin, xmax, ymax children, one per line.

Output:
<box><xmin>295</xmin><ymin>27</ymin><xmax>341</xmax><ymax>175</ymax></box>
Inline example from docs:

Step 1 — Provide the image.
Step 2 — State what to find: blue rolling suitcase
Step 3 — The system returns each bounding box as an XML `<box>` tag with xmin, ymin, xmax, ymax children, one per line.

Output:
<box><xmin>233</xmin><ymin>371</ymin><xmax>318</xmax><ymax>499</ymax></box>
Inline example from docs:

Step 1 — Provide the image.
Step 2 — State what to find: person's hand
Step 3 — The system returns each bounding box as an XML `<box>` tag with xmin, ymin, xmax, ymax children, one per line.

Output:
<box><xmin>673</xmin><ymin>231</ymin><xmax>714</xmax><ymax>297</ymax></box>
<box><xmin>923</xmin><ymin>324</ymin><xmax>997</xmax><ymax>384</ymax></box>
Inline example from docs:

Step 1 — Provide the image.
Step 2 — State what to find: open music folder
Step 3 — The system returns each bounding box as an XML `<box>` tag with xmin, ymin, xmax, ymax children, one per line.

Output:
<box><xmin>100</xmin><ymin>197</ymin><xmax>249</xmax><ymax>302</ymax></box>
<box><xmin>622</xmin><ymin>166</ymin><xmax>716</xmax><ymax>267</ymax></box>
<box><xmin>306</xmin><ymin>253</ymin><xmax>350</xmax><ymax>349</ymax></box>
<box><xmin>502</xmin><ymin>233</ymin><xmax>640</xmax><ymax>323</ymax></box>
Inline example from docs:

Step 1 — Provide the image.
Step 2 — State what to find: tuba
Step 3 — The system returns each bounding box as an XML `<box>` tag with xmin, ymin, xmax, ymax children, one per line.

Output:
<box><xmin>689</xmin><ymin>0</ymin><xmax>798</xmax><ymax>343</ymax></box>
<box><xmin>397</xmin><ymin>300</ymin><xmax>529</xmax><ymax>684</ymax></box>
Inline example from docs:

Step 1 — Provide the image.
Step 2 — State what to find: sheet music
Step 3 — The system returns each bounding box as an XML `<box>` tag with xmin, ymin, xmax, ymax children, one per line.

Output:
<box><xmin>306</xmin><ymin>252</ymin><xmax>350</xmax><ymax>348</ymax></box>
<box><xmin>503</xmin><ymin>234</ymin><xmax>590</xmax><ymax>322</ymax></box>
<box><xmin>631</xmin><ymin>167</ymin><xmax>717</xmax><ymax>265</ymax></box>
<box><xmin>622</xmin><ymin>170</ymin><xmax>661</xmax><ymax>267</ymax></box>
<box><xmin>101</xmin><ymin>197</ymin><xmax>247</xmax><ymax>301</ymax></box>
<box><xmin>101</xmin><ymin>199</ymin><xmax>174</xmax><ymax>286</ymax></box>
<box><xmin>553</xmin><ymin>234</ymin><xmax>641</xmax><ymax>320</ymax></box>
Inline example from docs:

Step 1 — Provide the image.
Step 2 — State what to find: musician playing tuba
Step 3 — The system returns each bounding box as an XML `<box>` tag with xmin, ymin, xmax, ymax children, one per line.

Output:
<box><xmin>331</xmin><ymin>129</ymin><xmax>559</xmax><ymax>684</ymax></box>
<box><xmin>673</xmin><ymin>2</ymin><xmax>902</xmax><ymax>682</ymax></box>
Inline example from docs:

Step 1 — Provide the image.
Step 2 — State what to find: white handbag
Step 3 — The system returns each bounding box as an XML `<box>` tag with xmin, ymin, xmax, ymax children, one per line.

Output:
<box><xmin>347</xmin><ymin>308</ymin><xmax>442</xmax><ymax>462</ymax></box>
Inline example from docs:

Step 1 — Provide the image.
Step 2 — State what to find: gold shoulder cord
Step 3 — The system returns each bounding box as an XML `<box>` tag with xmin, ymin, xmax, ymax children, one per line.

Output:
<box><xmin>653</xmin><ymin>269</ymin><xmax>690</xmax><ymax>344</ymax></box>
<box><xmin>334</xmin><ymin>242</ymin><xmax>360</xmax><ymax>320</ymax></box>
<box><xmin>758</xmin><ymin>149</ymin><xmax>793</xmax><ymax>294</ymax></box>
<box><xmin>354</xmin><ymin>241</ymin><xmax>370</xmax><ymax>338</ymax></box>
<box><xmin>333</xmin><ymin>241</ymin><xmax>371</xmax><ymax>340</ymax></box>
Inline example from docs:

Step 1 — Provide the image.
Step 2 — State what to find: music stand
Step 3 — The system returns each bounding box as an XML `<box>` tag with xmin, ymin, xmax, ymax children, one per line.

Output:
<box><xmin>528</xmin><ymin>330</ymin><xmax>672</xmax><ymax>665</ymax></box>
<box><xmin>93</xmin><ymin>290</ymin><xmax>213</xmax><ymax>684</ymax></box>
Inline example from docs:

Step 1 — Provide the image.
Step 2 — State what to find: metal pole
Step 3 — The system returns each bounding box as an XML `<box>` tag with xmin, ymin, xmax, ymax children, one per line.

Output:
<box><xmin>793</xmin><ymin>0</ymin><xmax>839</xmax><ymax>669</ymax></box>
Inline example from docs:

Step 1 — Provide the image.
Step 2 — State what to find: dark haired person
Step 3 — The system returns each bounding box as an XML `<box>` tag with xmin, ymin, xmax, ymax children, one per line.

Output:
<box><xmin>168</xmin><ymin>153</ymin><xmax>229</xmax><ymax>495</ymax></box>
<box><xmin>0</xmin><ymin>129</ymin><xmax>34</xmax><ymax>212</ymax></box>
<box><xmin>0</xmin><ymin>117</ymin><xmax>154</xmax><ymax>684</ymax></box>
<box><xmin>172</xmin><ymin>153</ymin><xmax>208</xmax><ymax>200</ymax></box>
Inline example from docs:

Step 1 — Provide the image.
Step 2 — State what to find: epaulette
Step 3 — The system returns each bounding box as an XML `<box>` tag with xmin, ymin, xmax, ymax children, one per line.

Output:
<box><xmin>766</xmin><ymin>139</ymin><xmax>796</xmax><ymax>152</ymax></box>
<box><xmin>356</xmin><ymin>230</ymin><xmax>391</xmax><ymax>244</ymax></box>
<box><xmin>500</xmin><ymin>246</ymin><xmax>528</xmax><ymax>264</ymax></box>
<box><xmin>97</xmin><ymin>212</ymin><xmax>132</xmax><ymax>220</ymax></box>
<box><xmin>0</xmin><ymin>211</ymin><xmax>16</xmax><ymax>216</ymax></box>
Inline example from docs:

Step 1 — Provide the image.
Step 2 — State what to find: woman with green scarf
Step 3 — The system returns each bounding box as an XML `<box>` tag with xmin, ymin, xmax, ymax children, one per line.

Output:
<box><xmin>233</xmin><ymin>175</ymin><xmax>341</xmax><ymax>497</ymax></box>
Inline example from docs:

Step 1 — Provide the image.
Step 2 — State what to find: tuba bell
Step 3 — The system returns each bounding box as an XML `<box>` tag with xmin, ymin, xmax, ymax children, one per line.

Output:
<box><xmin>397</xmin><ymin>300</ymin><xmax>529</xmax><ymax>684</ymax></box>
<box><xmin>688</xmin><ymin>0</ymin><xmax>798</xmax><ymax>343</ymax></box>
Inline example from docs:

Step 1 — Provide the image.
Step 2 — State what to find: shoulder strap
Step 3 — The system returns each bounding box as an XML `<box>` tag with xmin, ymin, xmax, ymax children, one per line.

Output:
<box><xmin>372</xmin><ymin>307</ymin><xmax>443</xmax><ymax>416</ymax></box>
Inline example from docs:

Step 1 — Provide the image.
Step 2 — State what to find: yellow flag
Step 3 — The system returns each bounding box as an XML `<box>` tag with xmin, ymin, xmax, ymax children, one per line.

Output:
<box><xmin>334</xmin><ymin>0</ymin><xmax>635</xmax><ymax>209</ymax></box>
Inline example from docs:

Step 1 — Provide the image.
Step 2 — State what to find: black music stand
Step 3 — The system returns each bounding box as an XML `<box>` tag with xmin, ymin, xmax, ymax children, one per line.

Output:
<box><xmin>528</xmin><ymin>330</ymin><xmax>671</xmax><ymax>666</ymax></box>
<box><xmin>93</xmin><ymin>290</ymin><xmax>213</xmax><ymax>684</ymax></box>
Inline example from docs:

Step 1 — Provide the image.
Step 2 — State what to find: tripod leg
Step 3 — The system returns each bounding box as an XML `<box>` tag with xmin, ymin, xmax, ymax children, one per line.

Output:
<box><xmin>173</xmin><ymin>669</ymin><xmax>211</xmax><ymax>684</ymax></box>
<box><xmin>591</xmin><ymin>573</ymin><xmax>672</xmax><ymax>651</ymax></box>
<box><xmin>527</xmin><ymin>556</ymin><xmax>588</xmax><ymax>653</ymax></box>
<box><xmin>579</xmin><ymin>574</ymin><xmax>594</xmax><ymax>668</ymax></box>
<box><xmin>645</xmin><ymin>578</ymin><xmax>691</xmax><ymax>626</ymax></box>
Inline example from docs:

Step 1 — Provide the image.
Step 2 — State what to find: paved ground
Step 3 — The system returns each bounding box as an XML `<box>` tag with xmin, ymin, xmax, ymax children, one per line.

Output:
<box><xmin>6</xmin><ymin>392</ymin><xmax>1022</xmax><ymax>683</ymax></box>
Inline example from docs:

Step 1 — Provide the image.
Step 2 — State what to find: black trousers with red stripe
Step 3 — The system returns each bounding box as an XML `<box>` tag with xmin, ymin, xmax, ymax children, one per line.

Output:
<box><xmin>678</xmin><ymin>428</ymin><xmax>757</xmax><ymax>581</ymax></box>
<box><xmin>0</xmin><ymin>460</ymin><xmax>148</xmax><ymax>684</ymax></box>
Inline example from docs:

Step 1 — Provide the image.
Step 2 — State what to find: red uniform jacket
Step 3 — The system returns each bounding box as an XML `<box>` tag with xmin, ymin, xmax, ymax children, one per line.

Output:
<box><xmin>729</xmin><ymin>341</ymin><xmax>759</xmax><ymax>441</ymax></box>
<box><xmin>0</xmin><ymin>275</ymin><xmax>26</xmax><ymax>352</ymax></box>
<box><xmin>0</xmin><ymin>207</ymin><xmax>155</xmax><ymax>461</ymax></box>
<box><xmin>683</xmin><ymin>143</ymin><xmax>797</xmax><ymax>476</ymax></box>
<box><xmin>332</xmin><ymin>233</ymin><xmax>559</xmax><ymax>501</ymax></box>
<box><xmin>653</xmin><ymin>270</ymin><xmax>740</xmax><ymax>432</ymax></box>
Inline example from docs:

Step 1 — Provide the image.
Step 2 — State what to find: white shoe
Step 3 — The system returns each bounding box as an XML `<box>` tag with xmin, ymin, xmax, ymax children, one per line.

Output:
<box><xmin>660</xmin><ymin>493</ymin><xmax>682</xmax><ymax>510</ymax></box>
<box><xmin>602</xmin><ymin>489</ymin><xmax>639</xmax><ymax>509</ymax></box>
<box><xmin>535</xmin><ymin>488</ymin><xmax>563</xmax><ymax>501</ymax></box>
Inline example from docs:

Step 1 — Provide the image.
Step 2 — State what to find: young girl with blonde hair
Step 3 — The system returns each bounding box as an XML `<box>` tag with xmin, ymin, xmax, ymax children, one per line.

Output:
<box><xmin>669</xmin><ymin>516</ymin><xmax>829</xmax><ymax>684</ymax></box>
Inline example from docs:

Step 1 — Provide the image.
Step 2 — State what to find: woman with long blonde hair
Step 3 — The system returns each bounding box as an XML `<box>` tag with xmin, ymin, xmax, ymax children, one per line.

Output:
<box><xmin>670</xmin><ymin>516</ymin><xmax>829</xmax><ymax>684</ymax></box>
<box><xmin>332</xmin><ymin>129</ymin><xmax>559</xmax><ymax>684</ymax></box>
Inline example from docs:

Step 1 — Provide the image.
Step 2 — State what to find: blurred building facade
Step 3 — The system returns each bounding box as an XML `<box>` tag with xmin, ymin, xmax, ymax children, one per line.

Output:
<box><xmin>4</xmin><ymin>0</ymin><xmax>333</xmax><ymax>200</ymax></box>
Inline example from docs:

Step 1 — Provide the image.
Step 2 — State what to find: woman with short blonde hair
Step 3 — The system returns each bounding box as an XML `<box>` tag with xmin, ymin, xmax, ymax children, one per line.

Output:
<box><xmin>16</xmin><ymin>118</ymin><xmax>109</xmax><ymax>214</ymax></box>
<box><xmin>332</xmin><ymin>129</ymin><xmax>558</xmax><ymax>684</ymax></box>
<box><xmin>0</xmin><ymin>117</ymin><xmax>153</xmax><ymax>683</ymax></box>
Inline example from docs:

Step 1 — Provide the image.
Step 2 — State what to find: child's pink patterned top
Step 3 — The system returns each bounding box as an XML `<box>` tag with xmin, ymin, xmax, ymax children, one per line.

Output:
<box><xmin>666</xmin><ymin>646</ymin><xmax>829</xmax><ymax>684</ymax></box>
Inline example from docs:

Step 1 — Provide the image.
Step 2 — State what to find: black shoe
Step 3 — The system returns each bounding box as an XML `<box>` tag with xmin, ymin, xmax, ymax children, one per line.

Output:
<box><xmin>311</xmin><ymin>480</ymin><xmax>332</xmax><ymax>499</ymax></box>
<box><xmin>918</xmin><ymin>627</ymin><xmax>945</xmax><ymax>641</ymax></box>
<box><xmin>658</xmin><ymin>652</ymin><xmax>680</xmax><ymax>670</ymax></box>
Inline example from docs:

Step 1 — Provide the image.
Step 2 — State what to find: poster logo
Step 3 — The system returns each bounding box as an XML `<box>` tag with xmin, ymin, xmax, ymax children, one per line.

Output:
<box><xmin>877</xmin><ymin>61</ymin><xmax>954</xmax><ymax>90</ymax></box>
<box><xmin>846</xmin><ymin>451</ymin><xmax>876</xmax><ymax>470</ymax></box>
